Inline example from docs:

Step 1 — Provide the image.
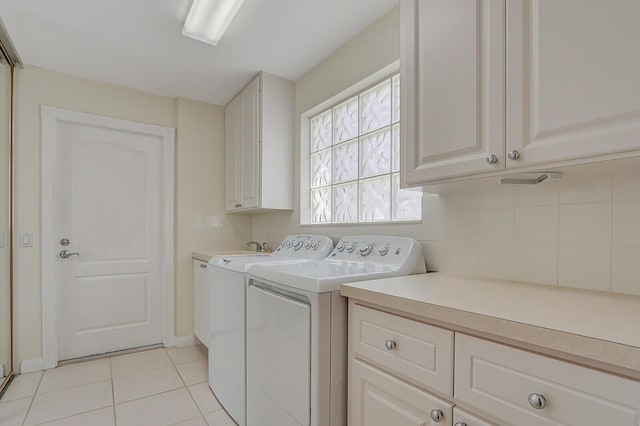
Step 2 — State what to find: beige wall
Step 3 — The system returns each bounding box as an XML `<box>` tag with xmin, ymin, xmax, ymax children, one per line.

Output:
<box><xmin>12</xmin><ymin>66</ymin><xmax>250</xmax><ymax>368</ymax></box>
<box><xmin>250</xmin><ymin>6</ymin><xmax>640</xmax><ymax>296</ymax></box>
<box><xmin>175</xmin><ymin>98</ymin><xmax>251</xmax><ymax>336</ymax></box>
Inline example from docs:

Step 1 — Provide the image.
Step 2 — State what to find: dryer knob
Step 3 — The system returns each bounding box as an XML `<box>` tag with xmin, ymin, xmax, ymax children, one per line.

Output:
<box><xmin>304</xmin><ymin>243</ymin><xmax>312</xmax><ymax>249</ymax></box>
<box><xmin>336</xmin><ymin>244</ymin><xmax>345</xmax><ymax>252</ymax></box>
<box><xmin>293</xmin><ymin>241</ymin><xmax>304</xmax><ymax>250</ymax></box>
<box><xmin>378</xmin><ymin>246</ymin><xmax>389</xmax><ymax>256</ymax></box>
<box><xmin>346</xmin><ymin>243</ymin><xmax>357</xmax><ymax>253</ymax></box>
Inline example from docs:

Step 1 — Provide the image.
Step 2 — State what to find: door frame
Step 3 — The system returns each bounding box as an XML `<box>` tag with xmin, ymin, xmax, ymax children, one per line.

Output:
<box><xmin>40</xmin><ymin>105</ymin><xmax>175</xmax><ymax>369</ymax></box>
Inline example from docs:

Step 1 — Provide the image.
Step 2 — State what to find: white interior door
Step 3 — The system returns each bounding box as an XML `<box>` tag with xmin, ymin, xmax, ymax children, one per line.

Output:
<box><xmin>52</xmin><ymin>114</ymin><xmax>170</xmax><ymax>361</ymax></box>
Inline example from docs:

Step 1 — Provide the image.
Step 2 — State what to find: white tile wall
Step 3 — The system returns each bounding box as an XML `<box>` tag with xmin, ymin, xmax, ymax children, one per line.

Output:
<box><xmin>424</xmin><ymin>172</ymin><xmax>640</xmax><ymax>296</ymax></box>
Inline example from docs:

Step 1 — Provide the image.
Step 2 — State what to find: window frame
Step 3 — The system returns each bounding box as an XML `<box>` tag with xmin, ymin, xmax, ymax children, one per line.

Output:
<box><xmin>299</xmin><ymin>61</ymin><xmax>422</xmax><ymax>226</ymax></box>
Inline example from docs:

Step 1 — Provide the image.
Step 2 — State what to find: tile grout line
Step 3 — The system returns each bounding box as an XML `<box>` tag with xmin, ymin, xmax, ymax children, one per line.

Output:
<box><xmin>21</xmin><ymin>370</ymin><xmax>45</xmax><ymax>426</ymax></box>
<box><xmin>170</xmin><ymin>348</ymin><xmax>209</xmax><ymax>423</ymax></box>
<box><xmin>111</xmin><ymin>356</ymin><xmax>117</xmax><ymax>426</ymax></box>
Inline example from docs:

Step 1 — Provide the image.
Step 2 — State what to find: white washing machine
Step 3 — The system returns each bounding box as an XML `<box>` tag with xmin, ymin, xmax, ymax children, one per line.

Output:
<box><xmin>246</xmin><ymin>235</ymin><xmax>425</xmax><ymax>426</ymax></box>
<box><xmin>208</xmin><ymin>235</ymin><xmax>333</xmax><ymax>426</ymax></box>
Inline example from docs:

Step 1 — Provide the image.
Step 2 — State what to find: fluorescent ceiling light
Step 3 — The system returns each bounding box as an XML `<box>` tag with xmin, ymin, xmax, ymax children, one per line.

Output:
<box><xmin>183</xmin><ymin>0</ymin><xmax>246</xmax><ymax>46</ymax></box>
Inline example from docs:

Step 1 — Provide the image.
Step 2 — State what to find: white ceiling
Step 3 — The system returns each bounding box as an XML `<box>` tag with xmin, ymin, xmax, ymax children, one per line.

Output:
<box><xmin>0</xmin><ymin>0</ymin><xmax>399</xmax><ymax>105</ymax></box>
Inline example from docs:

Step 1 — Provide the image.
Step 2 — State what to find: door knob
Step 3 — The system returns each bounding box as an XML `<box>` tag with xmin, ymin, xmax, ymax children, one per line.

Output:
<box><xmin>59</xmin><ymin>250</ymin><xmax>80</xmax><ymax>259</ymax></box>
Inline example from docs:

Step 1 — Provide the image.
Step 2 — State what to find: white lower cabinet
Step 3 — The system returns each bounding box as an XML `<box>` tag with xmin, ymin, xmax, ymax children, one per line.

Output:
<box><xmin>348</xmin><ymin>301</ymin><xmax>640</xmax><ymax>426</ymax></box>
<box><xmin>192</xmin><ymin>260</ymin><xmax>208</xmax><ymax>347</ymax></box>
<box><xmin>350</xmin><ymin>359</ymin><xmax>453</xmax><ymax>426</ymax></box>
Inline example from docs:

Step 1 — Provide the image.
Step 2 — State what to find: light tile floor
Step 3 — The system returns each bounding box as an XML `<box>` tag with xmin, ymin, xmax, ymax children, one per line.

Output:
<box><xmin>0</xmin><ymin>345</ymin><xmax>236</xmax><ymax>426</ymax></box>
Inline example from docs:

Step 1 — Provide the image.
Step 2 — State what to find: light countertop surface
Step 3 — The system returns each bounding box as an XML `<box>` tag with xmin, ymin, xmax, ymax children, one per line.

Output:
<box><xmin>192</xmin><ymin>250</ymin><xmax>257</xmax><ymax>262</ymax></box>
<box><xmin>341</xmin><ymin>273</ymin><xmax>640</xmax><ymax>379</ymax></box>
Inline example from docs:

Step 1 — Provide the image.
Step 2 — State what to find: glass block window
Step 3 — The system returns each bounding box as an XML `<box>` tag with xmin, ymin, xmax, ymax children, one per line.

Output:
<box><xmin>307</xmin><ymin>74</ymin><xmax>422</xmax><ymax>224</ymax></box>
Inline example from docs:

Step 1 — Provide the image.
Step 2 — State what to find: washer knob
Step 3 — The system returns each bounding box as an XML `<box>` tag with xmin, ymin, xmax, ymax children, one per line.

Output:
<box><xmin>293</xmin><ymin>241</ymin><xmax>304</xmax><ymax>250</ymax></box>
<box><xmin>346</xmin><ymin>243</ymin><xmax>357</xmax><ymax>253</ymax></box>
<box><xmin>336</xmin><ymin>244</ymin><xmax>345</xmax><ymax>252</ymax></box>
<box><xmin>286</xmin><ymin>241</ymin><xmax>293</xmax><ymax>248</ymax></box>
<box><xmin>378</xmin><ymin>246</ymin><xmax>389</xmax><ymax>256</ymax></box>
<box><xmin>359</xmin><ymin>243</ymin><xmax>373</xmax><ymax>256</ymax></box>
<box><xmin>304</xmin><ymin>242</ymin><xmax>312</xmax><ymax>249</ymax></box>
<box><xmin>312</xmin><ymin>242</ymin><xmax>319</xmax><ymax>249</ymax></box>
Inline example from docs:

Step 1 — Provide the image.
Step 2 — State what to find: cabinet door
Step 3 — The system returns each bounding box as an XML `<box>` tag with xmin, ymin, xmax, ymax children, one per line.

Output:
<box><xmin>506</xmin><ymin>0</ymin><xmax>640</xmax><ymax>168</ymax></box>
<box><xmin>192</xmin><ymin>260</ymin><xmax>208</xmax><ymax>347</ymax></box>
<box><xmin>225</xmin><ymin>94</ymin><xmax>242</xmax><ymax>211</ymax></box>
<box><xmin>349</xmin><ymin>358</ymin><xmax>453</xmax><ymax>426</ymax></box>
<box><xmin>401</xmin><ymin>0</ymin><xmax>505</xmax><ymax>184</ymax></box>
<box><xmin>239</xmin><ymin>76</ymin><xmax>260</xmax><ymax>209</ymax></box>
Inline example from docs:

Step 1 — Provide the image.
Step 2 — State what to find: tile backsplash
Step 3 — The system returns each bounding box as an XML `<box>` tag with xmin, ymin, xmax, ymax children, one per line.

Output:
<box><xmin>422</xmin><ymin>172</ymin><xmax>640</xmax><ymax>295</ymax></box>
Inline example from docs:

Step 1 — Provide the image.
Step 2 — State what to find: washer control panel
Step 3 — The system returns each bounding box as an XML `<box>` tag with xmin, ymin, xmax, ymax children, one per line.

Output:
<box><xmin>273</xmin><ymin>235</ymin><xmax>334</xmax><ymax>259</ymax></box>
<box><xmin>329</xmin><ymin>235</ymin><xmax>421</xmax><ymax>266</ymax></box>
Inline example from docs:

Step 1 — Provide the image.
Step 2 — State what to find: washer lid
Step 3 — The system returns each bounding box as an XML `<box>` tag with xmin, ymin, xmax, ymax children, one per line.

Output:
<box><xmin>209</xmin><ymin>255</ymin><xmax>311</xmax><ymax>273</ymax></box>
<box><xmin>249</xmin><ymin>260</ymin><xmax>398</xmax><ymax>293</ymax></box>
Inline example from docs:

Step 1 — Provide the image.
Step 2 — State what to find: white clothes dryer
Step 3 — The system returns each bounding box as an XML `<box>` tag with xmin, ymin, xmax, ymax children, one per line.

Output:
<box><xmin>246</xmin><ymin>235</ymin><xmax>425</xmax><ymax>426</ymax></box>
<box><xmin>208</xmin><ymin>235</ymin><xmax>333</xmax><ymax>426</ymax></box>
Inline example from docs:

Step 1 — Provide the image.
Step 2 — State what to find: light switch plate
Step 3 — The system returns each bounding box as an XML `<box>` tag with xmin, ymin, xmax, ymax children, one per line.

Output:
<box><xmin>20</xmin><ymin>232</ymin><xmax>33</xmax><ymax>248</ymax></box>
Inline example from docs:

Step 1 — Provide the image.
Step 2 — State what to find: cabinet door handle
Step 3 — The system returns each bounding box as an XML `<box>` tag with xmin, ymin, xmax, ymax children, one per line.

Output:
<box><xmin>430</xmin><ymin>409</ymin><xmax>444</xmax><ymax>422</ymax></box>
<box><xmin>528</xmin><ymin>393</ymin><xmax>546</xmax><ymax>409</ymax></box>
<box><xmin>508</xmin><ymin>150</ymin><xmax>521</xmax><ymax>160</ymax></box>
<box><xmin>486</xmin><ymin>154</ymin><xmax>498</xmax><ymax>164</ymax></box>
<box><xmin>234</xmin><ymin>203</ymin><xmax>242</xmax><ymax>208</ymax></box>
<box><xmin>384</xmin><ymin>339</ymin><xmax>396</xmax><ymax>351</ymax></box>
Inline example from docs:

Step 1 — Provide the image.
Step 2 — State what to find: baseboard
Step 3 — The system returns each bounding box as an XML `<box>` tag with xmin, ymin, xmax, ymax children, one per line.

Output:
<box><xmin>172</xmin><ymin>335</ymin><xmax>197</xmax><ymax>348</ymax></box>
<box><xmin>21</xmin><ymin>358</ymin><xmax>45</xmax><ymax>374</ymax></box>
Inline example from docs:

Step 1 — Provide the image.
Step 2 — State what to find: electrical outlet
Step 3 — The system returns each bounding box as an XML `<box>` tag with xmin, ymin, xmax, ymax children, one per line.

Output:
<box><xmin>20</xmin><ymin>232</ymin><xmax>33</xmax><ymax>248</ymax></box>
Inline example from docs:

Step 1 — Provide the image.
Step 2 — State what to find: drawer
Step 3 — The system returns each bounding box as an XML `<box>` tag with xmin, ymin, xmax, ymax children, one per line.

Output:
<box><xmin>351</xmin><ymin>303</ymin><xmax>453</xmax><ymax>396</ymax></box>
<box><xmin>349</xmin><ymin>358</ymin><xmax>453</xmax><ymax>426</ymax></box>
<box><xmin>455</xmin><ymin>333</ymin><xmax>640</xmax><ymax>426</ymax></box>
<box><xmin>453</xmin><ymin>408</ymin><xmax>495</xmax><ymax>426</ymax></box>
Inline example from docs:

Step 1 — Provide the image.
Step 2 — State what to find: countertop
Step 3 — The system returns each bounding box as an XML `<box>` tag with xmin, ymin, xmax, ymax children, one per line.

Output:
<box><xmin>341</xmin><ymin>273</ymin><xmax>640</xmax><ymax>379</ymax></box>
<box><xmin>192</xmin><ymin>250</ymin><xmax>257</xmax><ymax>262</ymax></box>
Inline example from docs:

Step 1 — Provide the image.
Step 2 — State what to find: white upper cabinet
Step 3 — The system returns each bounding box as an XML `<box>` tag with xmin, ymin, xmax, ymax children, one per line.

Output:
<box><xmin>225</xmin><ymin>72</ymin><xmax>294</xmax><ymax>213</ymax></box>
<box><xmin>506</xmin><ymin>0</ymin><xmax>640</xmax><ymax>168</ymax></box>
<box><xmin>401</xmin><ymin>0</ymin><xmax>640</xmax><ymax>185</ymax></box>
<box><xmin>401</xmin><ymin>0</ymin><xmax>505</xmax><ymax>184</ymax></box>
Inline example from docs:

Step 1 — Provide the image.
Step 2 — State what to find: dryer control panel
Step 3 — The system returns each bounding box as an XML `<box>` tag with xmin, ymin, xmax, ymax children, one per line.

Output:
<box><xmin>328</xmin><ymin>235</ymin><xmax>425</xmax><ymax>272</ymax></box>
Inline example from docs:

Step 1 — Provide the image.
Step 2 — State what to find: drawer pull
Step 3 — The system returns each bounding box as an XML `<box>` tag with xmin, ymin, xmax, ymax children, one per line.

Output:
<box><xmin>528</xmin><ymin>393</ymin><xmax>547</xmax><ymax>409</ymax></box>
<box><xmin>430</xmin><ymin>409</ymin><xmax>444</xmax><ymax>422</ymax></box>
<box><xmin>384</xmin><ymin>339</ymin><xmax>396</xmax><ymax>351</ymax></box>
<box><xmin>454</xmin><ymin>423</ymin><xmax>467</xmax><ymax>426</ymax></box>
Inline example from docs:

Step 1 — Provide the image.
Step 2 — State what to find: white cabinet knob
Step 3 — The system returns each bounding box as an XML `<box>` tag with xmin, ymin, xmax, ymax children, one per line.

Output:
<box><xmin>528</xmin><ymin>393</ymin><xmax>546</xmax><ymax>409</ymax></box>
<box><xmin>508</xmin><ymin>150</ymin><xmax>521</xmax><ymax>160</ymax></box>
<box><xmin>430</xmin><ymin>409</ymin><xmax>444</xmax><ymax>422</ymax></box>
